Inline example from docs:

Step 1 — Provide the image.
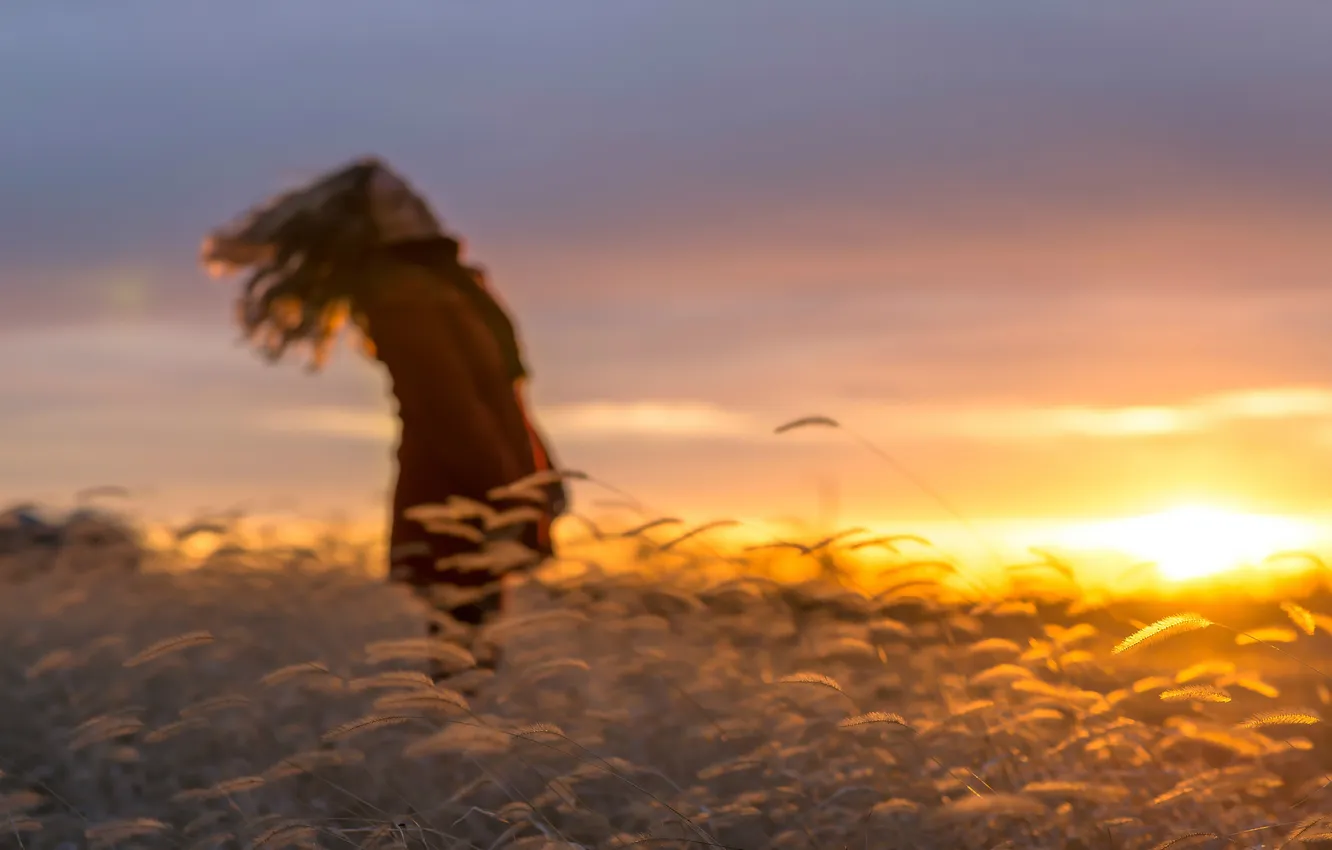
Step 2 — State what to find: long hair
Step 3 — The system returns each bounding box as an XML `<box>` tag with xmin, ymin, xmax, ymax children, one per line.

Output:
<box><xmin>200</xmin><ymin>156</ymin><xmax>450</xmax><ymax>370</ymax></box>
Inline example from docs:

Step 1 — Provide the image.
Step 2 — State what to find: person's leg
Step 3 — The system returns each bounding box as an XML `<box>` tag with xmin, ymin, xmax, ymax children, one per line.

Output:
<box><xmin>394</xmin><ymin>564</ymin><xmax>501</xmax><ymax>684</ymax></box>
<box><xmin>395</xmin><ymin>513</ymin><xmax>510</xmax><ymax>678</ymax></box>
<box><xmin>387</xmin><ymin>495</ymin><xmax>542</xmax><ymax>683</ymax></box>
<box><xmin>387</xmin><ymin>495</ymin><xmax>470</xmax><ymax>681</ymax></box>
<box><xmin>426</xmin><ymin>559</ymin><xmax>507</xmax><ymax>678</ymax></box>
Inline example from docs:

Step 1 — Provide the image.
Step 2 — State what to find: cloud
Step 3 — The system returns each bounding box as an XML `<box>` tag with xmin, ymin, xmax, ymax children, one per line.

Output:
<box><xmin>541</xmin><ymin>401</ymin><xmax>757</xmax><ymax>439</ymax></box>
<box><xmin>1199</xmin><ymin>387</ymin><xmax>1332</xmax><ymax>420</ymax></box>
<box><xmin>788</xmin><ymin>387</ymin><xmax>1332</xmax><ymax>444</ymax></box>
<box><xmin>257</xmin><ymin>400</ymin><xmax>760</xmax><ymax>443</ymax></box>
<box><xmin>254</xmin><ymin>386</ymin><xmax>1332</xmax><ymax>450</ymax></box>
<box><xmin>259</xmin><ymin>407</ymin><xmax>398</xmax><ymax>442</ymax></box>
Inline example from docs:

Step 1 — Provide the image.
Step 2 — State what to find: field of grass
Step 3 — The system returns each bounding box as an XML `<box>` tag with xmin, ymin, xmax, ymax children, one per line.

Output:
<box><xmin>7</xmin><ymin>512</ymin><xmax>1332</xmax><ymax>850</ymax></box>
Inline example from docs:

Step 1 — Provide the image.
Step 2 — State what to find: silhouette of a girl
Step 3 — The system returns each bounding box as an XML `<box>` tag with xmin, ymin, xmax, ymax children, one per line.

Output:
<box><xmin>199</xmin><ymin>157</ymin><xmax>567</xmax><ymax>673</ymax></box>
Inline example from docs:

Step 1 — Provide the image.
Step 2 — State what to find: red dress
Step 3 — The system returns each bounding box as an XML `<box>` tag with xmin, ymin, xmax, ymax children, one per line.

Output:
<box><xmin>354</xmin><ymin>239</ymin><xmax>567</xmax><ymax>624</ymax></box>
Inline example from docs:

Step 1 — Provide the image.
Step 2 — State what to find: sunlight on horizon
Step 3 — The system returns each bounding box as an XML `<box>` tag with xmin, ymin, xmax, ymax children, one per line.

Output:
<box><xmin>1048</xmin><ymin>504</ymin><xmax>1323</xmax><ymax>582</ymax></box>
<box><xmin>116</xmin><ymin>496</ymin><xmax>1332</xmax><ymax>598</ymax></box>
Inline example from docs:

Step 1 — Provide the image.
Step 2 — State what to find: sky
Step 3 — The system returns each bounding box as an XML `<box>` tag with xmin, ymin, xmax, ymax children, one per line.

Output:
<box><xmin>5</xmin><ymin>3</ymin><xmax>1332</xmax><ymax>559</ymax></box>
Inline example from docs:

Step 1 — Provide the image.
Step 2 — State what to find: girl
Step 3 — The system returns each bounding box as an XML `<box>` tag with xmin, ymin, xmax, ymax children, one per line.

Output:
<box><xmin>199</xmin><ymin>156</ymin><xmax>568</xmax><ymax>672</ymax></box>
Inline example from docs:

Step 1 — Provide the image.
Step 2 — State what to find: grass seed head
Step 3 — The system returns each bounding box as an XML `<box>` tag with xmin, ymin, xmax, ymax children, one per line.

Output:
<box><xmin>1281</xmin><ymin>601</ymin><xmax>1319</xmax><ymax>636</ymax></box>
<box><xmin>838</xmin><ymin>711</ymin><xmax>910</xmax><ymax>730</ymax></box>
<box><xmin>123</xmin><ymin>630</ymin><xmax>215</xmax><ymax>667</ymax></box>
<box><xmin>1160</xmin><ymin>685</ymin><xmax>1232</xmax><ymax>703</ymax></box>
<box><xmin>1147</xmin><ymin>833</ymin><xmax>1220</xmax><ymax>850</ymax></box>
<box><xmin>1237</xmin><ymin>709</ymin><xmax>1322</xmax><ymax>729</ymax></box>
<box><xmin>1112</xmin><ymin>613</ymin><xmax>1212</xmax><ymax>655</ymax></box>
<box><xmin>776</xmin><ymin>672</ymin><xmax>844</xmax><ymax>693</ymax></box>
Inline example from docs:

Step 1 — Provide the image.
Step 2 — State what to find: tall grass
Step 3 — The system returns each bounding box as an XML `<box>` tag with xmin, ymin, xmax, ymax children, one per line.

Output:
<box><xmin>5</xmin><ymin>511</ymin><xmax>1332</xmax><ymax>849</ymax></box>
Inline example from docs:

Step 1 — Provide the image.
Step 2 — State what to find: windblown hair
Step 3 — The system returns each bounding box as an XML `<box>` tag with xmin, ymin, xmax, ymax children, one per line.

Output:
<box><xmin>199</xmin><ymin>156</ymin><xmax>452</xmax><ymax>370</ymax></box>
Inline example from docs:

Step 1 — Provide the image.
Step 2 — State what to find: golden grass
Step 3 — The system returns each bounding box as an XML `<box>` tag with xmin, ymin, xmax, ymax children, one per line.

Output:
<box><xmin>1113</xmin><ymin>614</ymin><xmax>1214</xmax><ymax>655</ymax></box>
<box><xmin>7</xmin><ymin>520</ymin><xmax>1332</xmax><ymax>849</ymax></box>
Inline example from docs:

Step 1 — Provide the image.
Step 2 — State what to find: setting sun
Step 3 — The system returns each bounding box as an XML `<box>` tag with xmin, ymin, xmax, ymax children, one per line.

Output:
<box><xmin>1051</xmin><ymin>504</ymin><xmax>1321</xmax><ymax>582</ymax></box>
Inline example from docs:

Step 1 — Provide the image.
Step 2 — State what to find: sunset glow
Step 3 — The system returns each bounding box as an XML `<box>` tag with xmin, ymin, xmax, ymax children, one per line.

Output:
<box><xmin>7</xmin><ymin>4</ymin><xmax>1332</xmax><ymax>605</ymax></box>
<box><xmin>15</xmin><ymin>8</ymin><xmax>1332</xmax><ymax>845</ymax></box>
<box><xmin>1049</xmin><ymin>504</ymin><xmax>1321</xmax><ymax>582</ymax></box>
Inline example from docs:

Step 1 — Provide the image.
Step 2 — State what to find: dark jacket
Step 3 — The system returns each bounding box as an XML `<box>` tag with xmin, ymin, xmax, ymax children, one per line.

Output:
<box><xmin>351</xmin><ymin>242</ymin><xmax>565</xmax><ymax>589</ymax></box>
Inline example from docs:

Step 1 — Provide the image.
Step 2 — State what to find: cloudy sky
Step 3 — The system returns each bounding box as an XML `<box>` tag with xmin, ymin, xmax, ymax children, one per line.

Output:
<box><xmin>5</xmin><ymin>2</ymin><xmax>1332</xmax><ymax>543</ymax></box>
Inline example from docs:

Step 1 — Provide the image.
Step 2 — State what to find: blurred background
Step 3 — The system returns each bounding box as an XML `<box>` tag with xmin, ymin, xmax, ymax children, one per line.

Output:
<box><xmin>4</xmin><ymin>3</ymin><xmax>1332</xmax><ymax>583</ymax></box>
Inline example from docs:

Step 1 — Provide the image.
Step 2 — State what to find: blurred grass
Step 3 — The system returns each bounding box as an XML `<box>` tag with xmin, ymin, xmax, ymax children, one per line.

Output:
<box><xmin>6</xmin><ymin>508</ymin><xmax>1332</xmax><ymax>848</ymax></box>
